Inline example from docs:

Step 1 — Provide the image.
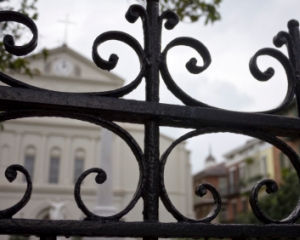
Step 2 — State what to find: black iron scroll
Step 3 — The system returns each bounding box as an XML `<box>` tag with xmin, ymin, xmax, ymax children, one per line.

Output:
<box><xmin>0</xmin><ymin>0</ymin><xmax>300</xmax><ymax>239</ymax></box>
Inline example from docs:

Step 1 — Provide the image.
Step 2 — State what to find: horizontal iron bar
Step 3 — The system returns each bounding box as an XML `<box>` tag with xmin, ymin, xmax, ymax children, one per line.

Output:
<box><xmin>0</xmin><ymin>86</ymin><xmax>299</xmax><ymax>137</ymax></box>
<box><xmin>0</xmin><ymin>219</ymin><xmax>300</xmax><ymax>238</ymax></box>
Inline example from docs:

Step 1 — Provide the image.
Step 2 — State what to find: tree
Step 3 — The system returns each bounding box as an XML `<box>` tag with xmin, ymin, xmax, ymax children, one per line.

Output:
<box><xmin>137</xmin><ymin>0</ymin><xmax>222</xmax><ymax>24</ymax></box>
<box><xmin>236</xmin><ymin>170</ymin><xmax>300</xmax><ymax>240</ymax></box>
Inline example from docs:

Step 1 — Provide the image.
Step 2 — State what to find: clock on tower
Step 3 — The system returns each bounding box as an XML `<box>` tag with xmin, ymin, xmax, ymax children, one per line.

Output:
<box><xmin>53</xmin><ymin>59</ymin><xmax>74</xmax><ymax>76</ymax></box>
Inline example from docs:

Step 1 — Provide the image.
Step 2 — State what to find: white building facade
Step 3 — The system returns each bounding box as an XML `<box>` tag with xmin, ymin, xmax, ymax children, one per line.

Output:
<box><xmin>224</xmin><ymin>138</ymin><xmax>274</xmax><ymax>194</ymax></box>
<box><xmin>0</xmin><ymin>45</ymin><xmax>194</xmax><ymax>233</ymax></box>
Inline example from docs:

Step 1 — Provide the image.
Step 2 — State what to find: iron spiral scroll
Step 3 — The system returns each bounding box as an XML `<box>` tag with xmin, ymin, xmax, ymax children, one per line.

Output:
<box><xmin>1</xmin><ymin>0</ymin><xmax>300</xmax><ymax>238</ymax></box>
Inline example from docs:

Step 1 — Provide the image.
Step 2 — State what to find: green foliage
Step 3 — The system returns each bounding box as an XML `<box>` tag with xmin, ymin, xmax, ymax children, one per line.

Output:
<box><xmin>0</xmin><ymin>0</ymin><xmax>40</xmax><ymax>77</ymax></box>
<box><xmin>236</xmin><ymin>171</ymin><xmax>300</xmax><ymax>239</ymax></box>
<box><xmin>247</xmin><ymin>174</ymin><xmax>263</xmax><ymax>184</ymax></box>
<box><xmin>245</xmin><ymin>157</ymin><xmax>254</xmax><ymax>165</ymax></box>
<box><xmin>137</xmin><ymin>0</ymin><xmax>222</xmax><ymax>24</ymax></box>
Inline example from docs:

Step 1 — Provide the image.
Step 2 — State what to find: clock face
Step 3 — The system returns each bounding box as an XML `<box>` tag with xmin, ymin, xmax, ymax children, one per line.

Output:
<box><xmin>54</xmin><ymin>59</ymin><xmax>73</xmax><ymax>76</ymax></box>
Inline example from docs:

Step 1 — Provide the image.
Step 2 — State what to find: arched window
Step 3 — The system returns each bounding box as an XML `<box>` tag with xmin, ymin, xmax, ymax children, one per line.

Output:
<box><xmin>74</xmin><ymin>65</ymin><xmax>81</xmax><ymax>77</ymax></box>
<box><xmin>23</xmin><ymin>146</ymin><xmax>36</xmax><ymax>182</ymax></box>
<box><xmin>36</xmin><ymin>207</ymin><xmax>51</xmax><ymax>220</ymax></box>
<box><xmin>44</xmin><ymin>60</ymin><xmax>52</xmax><ymax>74</ymax></box>
<box><xmin>73</xmin><ymin>149</ymin><xmax>85</xmax><ymax>184</ymax></box>
<box><xmin>0</xmin><ymin>145</ymin><xmax>10</xmax><ymax>181</ymax></box>
<box><xmin>49</xmin><ymin>148</ymin><xmax>61</xmax><ymax>184</ymax></box>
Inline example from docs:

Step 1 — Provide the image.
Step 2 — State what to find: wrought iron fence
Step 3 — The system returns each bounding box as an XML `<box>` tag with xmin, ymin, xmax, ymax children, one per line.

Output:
<box><xmin>0</xmin><ymin>0</ymin><xmax>300</xmax><ymax>239</ymax></box>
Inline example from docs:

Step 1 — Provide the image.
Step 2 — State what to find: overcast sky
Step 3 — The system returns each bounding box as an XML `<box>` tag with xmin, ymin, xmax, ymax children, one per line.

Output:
<box><xmin>13</xmin><ymin>0</ymin><xmax>300</xmax><ymax>173</ymax></box>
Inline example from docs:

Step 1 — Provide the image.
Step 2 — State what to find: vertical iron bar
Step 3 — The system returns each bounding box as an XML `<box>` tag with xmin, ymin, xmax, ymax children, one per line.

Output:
<box><xmin>40</xmin><ymin>236</ymin><xmax>56</xmax><ymax>240</ymax></box>
<box><xmin>143</xmin><ymin>0</ymin><xmax>160</xmax><ymax>234</ymax></box>
<box><xmin>145</xmin><ymin>0</ymin><xmax>160</xmax><ymax>102</ymax></box>
<box><xmin>288</xmin><ymin>20</ymin><xmax>300</xmax><ymax>116</ymax></box>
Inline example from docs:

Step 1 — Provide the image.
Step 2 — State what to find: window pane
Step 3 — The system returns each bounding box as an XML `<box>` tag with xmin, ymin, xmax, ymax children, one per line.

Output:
<box><xmin>229</xmin><ymin>171</ymin><xmax>235</xmax><ymax>194</ymax></box>
<box><xmin>49</xmin><ymin>157</ymin><xmax>60</xmax><ymax>183</ymax></box>
<box><xmin>280</xmin><ymin>152</ymin><xmax>284</xmax><ymax>169</ymax></box>
<box><xmin>24</xmin><ymin>155</ymin><xmax>34</xmax><ymax>182</ymax></box>
<box><xmin>239</xmin><ymin>165</ymin><xmax>244</xmax><ymax>179</ymax></box>
<box><xmin>74</xmin><ymin>158</ymin><xmax>84</xmax><ymax>183</ymax></box>
<box><xmin>232</xmin><ymin>203</ymin><xmax>237</xmax><ymax>219</ymax></box>
<box><xmin>219</xmin><ymin>207</ymin><xmax>227</xmax><ymax>222</ymax></box>
<box><xmin>219</xmin><ymin>177</ymin><xmax>227</xmax><ymax>195</ymax></box>
<box><xmin>261</xmin><ymin>156</ymin><xmax>267</xmax><ymax>176</ymax></box>
<box><xmin>242</xmin><ymin>199</ymin><xmax>248</xmax><ymax>212</ymax></box>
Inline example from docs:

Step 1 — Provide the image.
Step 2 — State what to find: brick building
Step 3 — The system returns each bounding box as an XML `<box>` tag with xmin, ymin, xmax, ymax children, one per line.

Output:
<box><xmin>223</xmin><ymin>138</ymin><xmax>274</xmax><ymax>222</ymax></box>
<box><xmin>193</xmin><ymin>150</ymin><xmax>227</xmax><ymax>222</ymax></box>
<box><xmin>193</xmin><ymin>139</ymin><xmax>274</xmax><ymax>223</ymax></box>
<box><xmin>193</xmin><ymin>100</ymin><xmax>300</xmax><ymax>223</ymax></box>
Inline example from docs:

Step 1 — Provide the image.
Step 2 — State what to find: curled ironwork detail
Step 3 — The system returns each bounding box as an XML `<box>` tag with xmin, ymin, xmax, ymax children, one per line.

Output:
<box><xmin>0</xmin><ymin>110</ymin><xmax>145</xmax><ymax>221</ymax></box>
<box><xmin>249</xmin><ymin>47</ymin><xmax>295</xmax><ymax>114</ymax></box>
<box><xmin>0</xmin><ymin>70</ymin><xmax>45</xmax><ymax>89</ymax></box>
<box><xmin>125</xmin><ymin>4</ymin><xmax>148</xmax><ymax>26</ymax></box>
<box><xmin>160</xmin><ymin>129</ymin><xmax>222</xmax><ymax>223</ymax></box>
<box><xmin>157</xmin><ymin>15</ymin><xmax>300</xmax><ymax>113</ymax></box>
<box><xmin>90</xmin><ymin>4</ymin><xmax>149</xmax><ymax>98</ymax></box>
<box><xmin>92</xmin><ymin>31</ymin><xmax>146</xmax><ymax>97</ymax></box>
<box><xmin>161</xmin><ymin>126</ymin><xmax>300</xmax><ymax>224</ymax></box>
<box><xmin>74</xmin><ymin>168</ymin><xmax>108</xmax><ymax>219</ymax></box>
<box><xmin>0</xmin><ymin>7</ymin><xmax>149</xmax><ymax>98</ymax></box>
<box><xmin>159</xmin><ymin>11</ymin><xmax>179</xmax><ymax>30</ymax></box>
<box><xmin>0</xmin><ymin>11</ymin><xmax>38</xmax><ymax>56</ymax></box>
<box><xmin>0</xmin><ymin>11</ymin><xmax>40</xmax><ymax>89</ymax></box>
<box><xmin>160</xmin><ymin>37</ymin><xmax>213</xmax><ymax>107</ymax></box>
<box><xmin>0</xmin><ymin>7</ymin><xmax>297</xmax><ymax>113</ymax></box>
<box><xmin>273</xmin><ymin>31</ymin><xmax>296</xmax><ymax>67</ymax></box>
<box><xmin>0</xmin><ymin>2</ymin><xmax>300</xmax><ymax>237</ymax></box>
<box><xmin>0</xmin><ymin>164</ymin><xmax>32</xmax><ymax>219</ymax></box>
<box><xmin>273</xmin><ymin>20</ymin><xmax>300</xmax><ymax>116</ymax></box>
<box><xmin>195</xmin><ymin>183</ymin><xmax>222</xmax><ymax>222</ymax></box>
<box><xmin>273</xmin><ymin>20</ymin><xmax>299</xmax><ymax>70</ymax></box>
<box><xmin>249</xmin><ymin>134</ymin><xmax>300</xmax><ymax>224</ymax></box>
<box><xmin>0</xmin><ymin>7</ymin><xmax>298</xmax><ymax>113</ymax></box>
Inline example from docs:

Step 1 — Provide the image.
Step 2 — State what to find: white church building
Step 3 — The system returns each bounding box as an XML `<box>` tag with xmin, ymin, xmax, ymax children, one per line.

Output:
<box><xmin>0</xmin><ymin>45</ymin><xmax>194</xmax><ymax>231</ymax></box>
